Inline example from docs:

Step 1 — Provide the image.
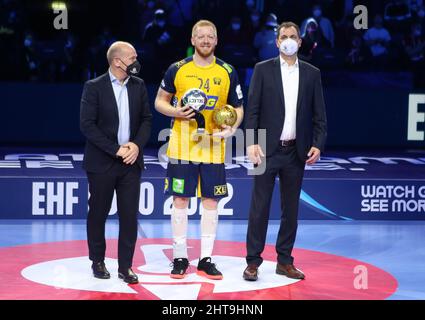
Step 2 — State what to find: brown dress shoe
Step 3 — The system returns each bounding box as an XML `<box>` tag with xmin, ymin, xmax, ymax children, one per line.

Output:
<box><xmin>276</xmin><ymin>263</ymin><xmax>305</xmax><ymax>279</ymax></box>
<box><xmin>243</xmin><ymin>264</ymin><xmax>259</xmax><ymax>281</ymax></box>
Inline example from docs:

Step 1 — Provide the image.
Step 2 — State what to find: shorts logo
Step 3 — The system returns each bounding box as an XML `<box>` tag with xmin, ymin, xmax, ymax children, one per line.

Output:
<box><xmin>214</xmin><ymin>184</ymin><xmax>227</xmax><ymax>196</ymax></box>
<box><xmin>172</xmin><ymin>178</ymin><xmax>185</xmax><ymax>194</ymax></box>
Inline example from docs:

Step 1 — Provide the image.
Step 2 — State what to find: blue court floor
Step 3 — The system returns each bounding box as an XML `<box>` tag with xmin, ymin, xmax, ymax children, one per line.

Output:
<box><xmin>0</xmin><ymin>219</ymin><xmax>424</xmax><ymax>300</ymax></box>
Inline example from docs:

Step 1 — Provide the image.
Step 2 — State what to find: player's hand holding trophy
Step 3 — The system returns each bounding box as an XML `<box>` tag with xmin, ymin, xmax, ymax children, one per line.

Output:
<box><xmin>181</xmin><ymin>88</ymin><xmax>208</xmax><ymax>134</ymax></box>
<box><xmin>212</xmin><ymin>104</ymin><xmax>237</xmax><ymax>139</ymax></box>
<box><xmin>181</xmin><ymin>88</ymin><xmax>237</xmax><ymax>138</ymax></box>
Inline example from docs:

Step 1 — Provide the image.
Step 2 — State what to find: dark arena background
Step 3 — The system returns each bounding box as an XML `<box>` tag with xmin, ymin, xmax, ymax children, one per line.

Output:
<box><xmin>0</xmin><ymin>0</ymin><xmax>425</xmax><ymax>305</ymax></box>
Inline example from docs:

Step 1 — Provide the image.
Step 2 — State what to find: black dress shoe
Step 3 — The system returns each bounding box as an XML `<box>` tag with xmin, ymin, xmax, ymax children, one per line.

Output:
<box><xmin>92</xmin><ymin>261</ymin><xmax>110</xmax><ymax>279</ymax></box>
<box><xmin>118</xmin><ymin>268</ymin><xmax>139</xmax><ymax>284</ymax></box>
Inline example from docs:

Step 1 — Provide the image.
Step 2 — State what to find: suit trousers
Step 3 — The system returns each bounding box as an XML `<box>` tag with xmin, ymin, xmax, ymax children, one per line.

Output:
<box><xmin>86</xmin><ymin>159</ymin><xmax>141</xmax><ymax>269</ymax></box>
<box><xmin>246</xmin><ymin>144</ymin><xmax>305</xmax><ymax>266</ymax></box>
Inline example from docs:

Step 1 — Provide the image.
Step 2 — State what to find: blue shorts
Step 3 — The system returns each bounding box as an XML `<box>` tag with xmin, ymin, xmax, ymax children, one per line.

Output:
<box><xmin>164</xmin><ymin>159</ymin><xmax>228</xmax><ymax>199</ymax></box>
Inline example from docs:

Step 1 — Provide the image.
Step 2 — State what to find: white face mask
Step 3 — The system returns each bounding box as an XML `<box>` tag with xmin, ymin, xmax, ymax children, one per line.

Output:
<box><xmin>279</xmin><ymin>38</ymin><xmax>299</xmax><ymax>56</ymax></box>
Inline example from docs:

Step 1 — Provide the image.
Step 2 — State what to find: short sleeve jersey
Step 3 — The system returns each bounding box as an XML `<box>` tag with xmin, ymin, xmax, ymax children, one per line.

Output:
<box><xmin>160</xmin><ymin>56</ymin><xmax>243</xmax><ymax>163</ymax></box>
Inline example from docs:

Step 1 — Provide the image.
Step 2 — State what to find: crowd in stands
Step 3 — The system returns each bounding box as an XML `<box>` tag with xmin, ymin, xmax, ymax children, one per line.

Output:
<box><xmin>1</xmin><ymin>0</ymin><xmax>424</xmax><ymax>87</ymax></box>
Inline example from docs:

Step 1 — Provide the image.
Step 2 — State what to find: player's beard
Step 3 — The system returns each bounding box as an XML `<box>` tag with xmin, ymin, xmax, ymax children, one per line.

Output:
<box><xmin>195</xmin><ymin>45</ymin><xmax>215</xmax><ymax>58</ymax></box>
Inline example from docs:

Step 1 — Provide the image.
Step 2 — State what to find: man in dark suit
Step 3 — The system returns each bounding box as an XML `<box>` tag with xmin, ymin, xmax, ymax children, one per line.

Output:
<box><xmin>243</xmin><ymin>22</ymin><xmax>327</xmax><ymax>281</ymax></box>
<box><xmin>80</xmin><ymin>41</ymin><xmax>152</xmax><ymax>284</ymax></box>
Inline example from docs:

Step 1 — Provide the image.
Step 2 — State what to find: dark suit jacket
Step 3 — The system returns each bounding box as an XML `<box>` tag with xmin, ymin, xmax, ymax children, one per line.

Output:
<box><xmin>245</xmin><ymin>57</ymin><xmax>327</xmax><ymax>161</ymax></box>
<box><xmin>80</xmin><ymin>72</ymin><xmax>152</xmax><ymax>173</ymax></box>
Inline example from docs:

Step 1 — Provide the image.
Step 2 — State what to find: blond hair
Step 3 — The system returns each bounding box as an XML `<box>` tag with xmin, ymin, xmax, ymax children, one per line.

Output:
<box><xmin>191</xmin><ymin>20</ymin><xmax>217</xmax><ymax>37</ymax></box>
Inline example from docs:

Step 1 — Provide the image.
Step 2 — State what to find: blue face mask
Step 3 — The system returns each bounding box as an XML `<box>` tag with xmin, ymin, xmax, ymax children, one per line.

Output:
<box><xmin>251</xmin><ymin>15</ymin><xmax>260</xmax><ymax>23</ymax></box>
<box><xmin>24</xmin><ymin>38</ymin><xmax>32</xmax><ymax>47</ymax></box>
<box><xmin>65</xmin><ymin>40</ymin><xmax>73</xmax><ymax>48</ymax></box>
<box><xmin>313</xmin><ymin>9</ymin><xmax>322</xmax><ymax>18</ymax></box>
<box><xmin>9</xmin><ymin>11</ymin><xmax>16</xmax><ymax>22</ymax></box>
<box><xmin>232</xmin><ymin>23</ymin><xmax>241</xmax><ymax>31</ymax></box>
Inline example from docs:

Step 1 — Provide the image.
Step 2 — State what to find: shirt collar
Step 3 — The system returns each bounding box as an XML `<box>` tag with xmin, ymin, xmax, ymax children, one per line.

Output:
<box><xmin>279</xmin><ymin>55</ymin><xmax>299</xmax><ymax>68</ymax></box>
<box><xmin>109</xmin><ymin>68</ymin><xmax>129</xmax><ymax>86</ymax></box>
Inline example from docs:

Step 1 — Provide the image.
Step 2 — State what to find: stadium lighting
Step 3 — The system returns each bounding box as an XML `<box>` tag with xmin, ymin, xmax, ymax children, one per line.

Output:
<box><xmin>51</xmin><ymin>1</ymin><xmax>67</xmax><ymax>11</ymax></box>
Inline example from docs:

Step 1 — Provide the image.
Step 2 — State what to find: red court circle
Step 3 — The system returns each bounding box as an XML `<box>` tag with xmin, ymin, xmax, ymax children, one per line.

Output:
<box><xmin>0</xmin><ymin>239</ymin><xmax>398</xmax><ymax>300</ymax></box>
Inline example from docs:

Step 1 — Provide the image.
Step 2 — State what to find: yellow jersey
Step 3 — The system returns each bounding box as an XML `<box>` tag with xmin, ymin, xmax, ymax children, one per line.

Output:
<box><xmin>160</xmin><ymin>56</ymin><xmax>243</xmax><ymax>163</ymax></box>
